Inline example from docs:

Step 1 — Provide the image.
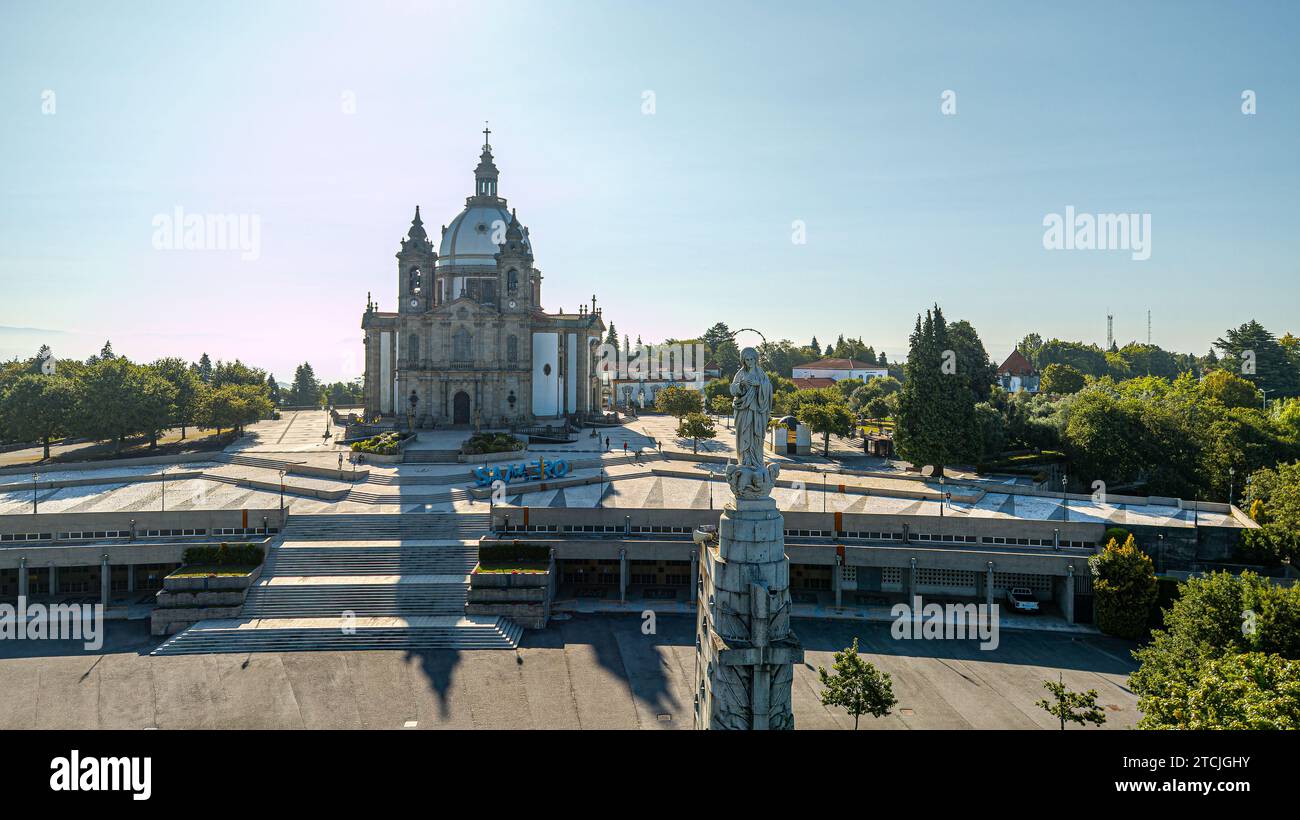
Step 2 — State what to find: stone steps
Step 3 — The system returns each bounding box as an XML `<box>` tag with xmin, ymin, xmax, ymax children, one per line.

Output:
<box><xmin>402</xmin><ymin>450</ymin><xmax>462</xmax><ymax>464</ymax></box>
<box><xmin>151</xmin><ymin>616</ymin><xmax>522</xmax><ymax>655</ymax></box>
<box><xmin>243</xmin><ymin>583</ymin><xmax>468</xmax><ymax>617</ymax></box>
<box><xmin>264</xmin><ymin>547</ymin><xmax>478</xmax><ymax>576</ymax></box>
<box><xmin>280</xmin><ymin>513</ymin><xmax>488</xmax><ymax>540</ymax></box>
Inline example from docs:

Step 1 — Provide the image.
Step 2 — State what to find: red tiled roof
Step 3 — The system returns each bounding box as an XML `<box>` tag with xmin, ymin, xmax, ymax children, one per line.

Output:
<box><xmin>798</xmin><ymin>358</ymin><xmax>879</xmax><ymax>371</ymax></box>
<box><xmin>997</xmin><ymin>349</ymin><xmax>1035</xmax><ymax>376</ymax></box>
<box><xmin>793</xmin><ymin>377</ymin><xmax>837</xmax><ymax>390</ymax></box>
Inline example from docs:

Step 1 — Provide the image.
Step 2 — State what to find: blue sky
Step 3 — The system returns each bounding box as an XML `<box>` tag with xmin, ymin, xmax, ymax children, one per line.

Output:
<box><xmin>1</xmin><ymin>0</ymin><xmax>1296</xmax><ymax>381</ymax></box>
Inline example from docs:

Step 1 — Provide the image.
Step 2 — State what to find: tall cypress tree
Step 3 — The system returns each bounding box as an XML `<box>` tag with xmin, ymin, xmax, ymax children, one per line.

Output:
<box><xmin>894</xmin><ymin>305</ymin><xmax>981</xmax><ymax>476</ymax></box>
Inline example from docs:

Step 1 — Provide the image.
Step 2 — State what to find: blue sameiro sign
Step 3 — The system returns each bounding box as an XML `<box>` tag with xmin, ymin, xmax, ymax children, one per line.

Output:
<box><xmin>472</xmin><ymin>458</ymin><xmax>569</xmax><ymax>487</ymax></box>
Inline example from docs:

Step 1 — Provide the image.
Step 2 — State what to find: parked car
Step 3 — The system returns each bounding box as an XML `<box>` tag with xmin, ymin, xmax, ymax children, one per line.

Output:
<box><xmin>1006</xmin><ymin>587</ymin><xmax>1039</xmax><ymax>613</ymax></box>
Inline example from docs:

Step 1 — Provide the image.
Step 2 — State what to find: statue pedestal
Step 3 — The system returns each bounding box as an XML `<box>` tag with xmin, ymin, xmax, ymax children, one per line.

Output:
<box><xmin>695</xmin><ymin>495</ymin><xmax>803</xmax><ymax>730</ymax></box>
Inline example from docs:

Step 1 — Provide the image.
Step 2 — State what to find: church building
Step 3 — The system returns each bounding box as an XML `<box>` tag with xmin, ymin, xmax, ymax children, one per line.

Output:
<box><xmin>361</xmin><ymin>129</ymin><xmax>606</xmax><ymax>426</ymax></box>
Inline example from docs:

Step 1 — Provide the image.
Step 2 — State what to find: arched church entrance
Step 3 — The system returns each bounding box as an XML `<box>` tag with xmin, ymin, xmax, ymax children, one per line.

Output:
<box><xmin>453</xmin><ymin>391</ymin><xmax>471</xmax><ymax>425</ymax></box>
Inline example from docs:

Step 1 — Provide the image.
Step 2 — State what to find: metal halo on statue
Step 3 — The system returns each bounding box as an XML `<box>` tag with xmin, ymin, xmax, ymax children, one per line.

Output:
<box><xmin>727</xmin><ymin>327</ymin><xmax>769</xmax><ymax>365</ymax></box>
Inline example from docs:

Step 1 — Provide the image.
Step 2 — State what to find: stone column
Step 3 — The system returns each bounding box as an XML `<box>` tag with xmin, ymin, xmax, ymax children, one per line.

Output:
<box><xmin>618</xmin><ymin>548</ymin><xmax>627</xmax><ymax>604</ymax></box>
<box><xmin>127</xmin><ymin>563</ymin><xmax>136</xmax><ymax>593</ymax></box>
<box><xmin>17</xmin><ymin>557</ymin><xmax>27</xmax><ymax>599</ymax></box>
<box><xmin>1062</xmin><ymin>565</ymin><xmax>1076</xmax><ymax>624</ymax></box>
<box><xmin>696</xmin><ymin>495</ymin><xmax>803</xmax><ymax>730</ymax></box>
<box><xmin>985</xmin><ymin>562</ymin><xmax>995</xmax><ymax>612</ymax></box>
<box><xmin>833</xmin><ymin>555</ymin><xmax>843</xmax><ymax>609</ymax></box>
<box><xmin>689</xmin><ymin>549</ymin><xmax>698</xmax><ymax>606</ymax></box>
<box><xmin>100</xmin><ymin>555</ymin><xmax>110</xmax><ymax>608</ymax></box>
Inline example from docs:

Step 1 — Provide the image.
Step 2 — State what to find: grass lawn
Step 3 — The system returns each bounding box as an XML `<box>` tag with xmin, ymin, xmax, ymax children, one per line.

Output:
<box><xmin>476</xmin><ymin>562</ymin><xmax>549</xmax><ymax>574</ymax></box>
<box><xmin>0</xmin><ymin>427</ymin><xmax>235</xmax><ymax>468</ymax></box>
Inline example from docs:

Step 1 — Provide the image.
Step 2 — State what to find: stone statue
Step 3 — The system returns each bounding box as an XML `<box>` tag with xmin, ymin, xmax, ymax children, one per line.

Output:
<box><xmin>726</xmin><ymin>346</ymin><xmax>780</xmax><ymax>498</ymax></box>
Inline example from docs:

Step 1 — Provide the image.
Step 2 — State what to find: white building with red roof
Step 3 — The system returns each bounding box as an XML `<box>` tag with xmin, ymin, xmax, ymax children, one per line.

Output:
<box><xmin>791</xmin><ymin>357</ymin><xmax>888</xmax><ymax>385</ymax></box>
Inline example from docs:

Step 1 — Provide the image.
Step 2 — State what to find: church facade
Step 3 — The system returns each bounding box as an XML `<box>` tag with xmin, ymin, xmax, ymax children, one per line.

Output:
<box><xmin>361</xmin><ymin>131</ymin><xmax>605</xmax><ymax>427</ymax></box>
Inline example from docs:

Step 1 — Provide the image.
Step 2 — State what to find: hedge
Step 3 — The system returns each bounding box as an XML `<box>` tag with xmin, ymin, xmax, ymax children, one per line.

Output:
<box><xmin>182</xmin><ymin>543</ymin><xmax>265</xmax><ymax>566</ymax></box>
<box><xmin>462</xmin><ymin>432</ymin><xmax>525</xmax><ymax>455</ymax></box>
<box><xmin>479</xmin><ymin>541</ymin><xmax>551</xmax><ymax>565</ymax></box>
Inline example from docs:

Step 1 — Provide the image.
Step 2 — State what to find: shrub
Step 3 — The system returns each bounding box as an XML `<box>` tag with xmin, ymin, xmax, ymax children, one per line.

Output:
<box><xmin>1090</xmin><ymin>534</ymin><xmax>1158</xmax><ymax>640</ymax></box>
<box><xmin>462</xmin><ymin>432</ymin><xmax>525</xmax><ymax>455</ymax></box>
<box><xmin>182</xmin><ymin>542</ymin><xmax>264</xmax><ymax>566</ymax></box>
<box><xmin>351</xmin><ymin>431</ymin><xmax>402</xmax><ymax>455</ymax></box>
<box><xmin>1103</xmin><ymin>526</ymin><xmax>1131</xmax><ymax>547</ymax></box>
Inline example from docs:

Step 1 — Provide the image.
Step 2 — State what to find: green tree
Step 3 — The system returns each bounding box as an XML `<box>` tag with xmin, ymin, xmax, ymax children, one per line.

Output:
<box><xmin>288</xmin><ymin>362</ymin><xmax>320</xmax><ymax>407</ymax></box>
<box><xmin>195</xmin><ymin>353</ymin><xmax>213</xmax><ymax>383</ymax></box>
<box><xmin>72</xmin><ymin>357</ymin><xmax>143</xmax><ymax>453</ymax></box>
<box><xmin>1215</xmin><ymin>319</ymin><xmax>1300</xmax><ymax>399</ymax></box>
<box><xmin>133</xmin><ymin>366</ymin><xmax>179</xmax><ymax>448</ymax></box>
<box><xmin>1240</xmin><ymin>461</ymin><xmax>1300</xmax><ymax>563</ymax></box>
<box><xmin>265</xmin><ymin>373</ymin><xmax>282</xmax><ymax>405</ymax></box>
<box><xmin>946</xmin><ymin>319</ymin><xmax>997</xmax><ymax>401</ymax></box>
<box><xmin>654</xmin><ymin>385</ymin><xmax>702</xmax><ymax>421</ymax></box>
<box><xmin>1090</xmin><ymin>534</ymin><xmax>1158</xmax><ymax>640</ymax></box>
<box><xmin>200</xmin><ymin>384</ymin><xmax>274</xmax><ymax>436</ymax></box>
<box><xmin>1018</xmin><ymin>333</ymin><xmax>1045</xmax><ymax>368</ymax></box>
<box><xmin>212</xmin><ymin>359</ymin><xmax>267</xmax><ymax>388</ymax></box>
<box><xmin>816</xmin><ymin>638</ymin><xmax>897</xmax><ymax>729</ymax></box>
<box><xmin>0</xmin><ymin>373</ymin><xmax>75</xmax><ymax>459</ymax></box>
<box><xmin>151</xmin><ymin>357</ymin><xmax>205</xmax><ymax>439</ymax></box>
<box><xmin>1036</xmin><ymin>673</ymin><xmax>1106</xmax><ymax>729</ymax></box>
<box><xmin>708</xmin><ymin>394</ymin><xmax>733</xmax><ymax>417</ymax></box>
<box><xmin>1200</xmin><ymin>368</ymin><xmax>1260</xmax><ymax>409</ymax></box>
<box><xmin>1130</xmin><ymin>571</ymin><xmax>1300</xmax><ymax>729</ymax></box>
<box><xmin>893</xmin><ymin>305</ymin><xmax>980</xmax><ymax>476</ymax></box>
<box><xmin>790</xmin><ymin>388</ymin><xmax>854</xmax><ymax>456</ymax></box>
<box><xmin>1175</xmin><ymin>652</ymin><xmax>1300</xmax><ymax>729</ymax></box>
<box><xmin>1040</xmin><ymin>362</ymin><xmax>1086</xmax><ymax>394</ymax></box>
<box><xmin>676</xmin><ymin>412</ymin><xmax>716</xmax><ymax>454</ymax></box>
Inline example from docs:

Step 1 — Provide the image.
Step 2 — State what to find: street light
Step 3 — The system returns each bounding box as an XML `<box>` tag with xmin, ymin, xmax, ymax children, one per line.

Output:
<box><xmin>279</xmin><ymin>469</ymin><xmax>286</xmax><ymax>512</ymax></box>
<box><xmin>32</xmin><ymin>473</ymin><xmax>38</xmax><ymax>514</ymax></box>
<box><xmin>939</xmin><ymin>474</ymin><xmax>945</xmax><ymax>518</ymax></box>
<box><xmin>160</xmin><ymin>467</ymin><xmax>167</xmax><ymax>512</ymax></box>
<box><xmin>1228</xmin><ymin>466</ymin><xmax>1235</xmax><ymax>506</ymax></box>
<box><xmin>1061</xmin><ymin>473</ymin><xmax>1069</xmax><ymax>522</ymax></box>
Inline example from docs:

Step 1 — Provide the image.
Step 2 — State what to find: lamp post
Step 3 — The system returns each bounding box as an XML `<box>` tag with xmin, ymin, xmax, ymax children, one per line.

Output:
<box><xmin>599</xmin><ymin>467</ymin><xmax>605</xmax><ymax>510</ymax></box>
<box><xmin>1157</xmin><ymin>533</ymin><xmax>1165</xmax><ymax>573</ymax></box>
<box><xmin>32</xmin><ymin>473</ymin><xmax>38</xmax><ymax>514</ymax></box>
<box><xmin>939</xmin><ymin>474</ymin><xmax>945</xmax><ymax>518</ymax></box>
<box><xmin>1228</xmin><ymin>466</ymin><xmax>1235</xmax><ymax>506</ymax></box>
<box><xmin>823</xmin><ymin>473</ymin><xmax>828</xmax><ymax>514</ymax></box>
<box><xmin>1061</xmin><ymin>473</ymin><xmax>1069</xmax><ymax>523</ymax></box>
<box><xmin>160</xmin><ymin>467</ymin><xmax>167</xmax><ymax>512</ymax></box>
<box><xmin>279</xmin><ymin>469</ymin><xmax>286</xmax><ymax>513</ymax></box>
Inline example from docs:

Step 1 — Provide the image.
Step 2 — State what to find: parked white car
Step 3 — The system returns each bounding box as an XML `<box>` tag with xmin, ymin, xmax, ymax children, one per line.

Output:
<box><xmin>1006</xmin><ymin>587</ymin><xmax>1039</xmax><ymax>613</ymax></box>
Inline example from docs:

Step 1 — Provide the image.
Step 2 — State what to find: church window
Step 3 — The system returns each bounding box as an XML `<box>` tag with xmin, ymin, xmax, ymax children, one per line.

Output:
<box><xmin>482</xmin><ymin>279</ymin><xmax>496</xmax><ymax>306</ymax></box>
<box><xmin>408</xmin><ymin>267</ymin><xmax>422</xmax><ymax>295</ymax></box>
<box><xmin>408</xmin><ymin>333</ymin><xmax>420</xmax><ymax>361</ymax></box>
<box><xmin>453</xmin><ymin>327</ymin><xmax>472</xmax><ymax>361</ymax></box>
<box><xmin>507</xmin><ymin>335</ymin><xmax>518</xmax><ymax>362</ymax></box>
<box><xmin>507</xmin><ymin>269</ymin><xmax>519</xmax><ymax>294</ymax></box>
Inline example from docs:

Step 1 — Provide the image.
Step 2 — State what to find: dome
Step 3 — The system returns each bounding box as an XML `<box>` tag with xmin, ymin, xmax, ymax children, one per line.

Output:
<box><xmin>437</xmin><ymin>203</ymin><xmax>532</xmax><ymax>268</ymax></box>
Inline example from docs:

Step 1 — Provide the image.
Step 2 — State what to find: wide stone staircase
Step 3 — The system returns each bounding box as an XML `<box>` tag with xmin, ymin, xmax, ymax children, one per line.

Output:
<box><xmin>151</xmin><ymin>511</ymin><xmax>521</xmax><ymax>655</ymax></box>
<box><xmin>402</xmin><ymin>449</ymin><xmax>461</xmax><ymax>464</ymax></box>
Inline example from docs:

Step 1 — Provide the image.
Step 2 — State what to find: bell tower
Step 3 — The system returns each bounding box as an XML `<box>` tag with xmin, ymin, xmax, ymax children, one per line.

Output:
<box><xmin>397</xmin><ymin>206</ymin><xmax>436</xmax><ymax>313</ymax></box>
<box><xmin>495</xmin><ymin>208</ymin><xmax>534</xmax><ymax>314</ymax></box>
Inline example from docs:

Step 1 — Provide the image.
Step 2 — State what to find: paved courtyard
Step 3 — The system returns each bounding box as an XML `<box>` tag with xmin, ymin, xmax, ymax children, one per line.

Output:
<box><xmin>0</xmin><ymin>614</ymin><xmax>1139</xmax><ymax>729</ymax></box>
